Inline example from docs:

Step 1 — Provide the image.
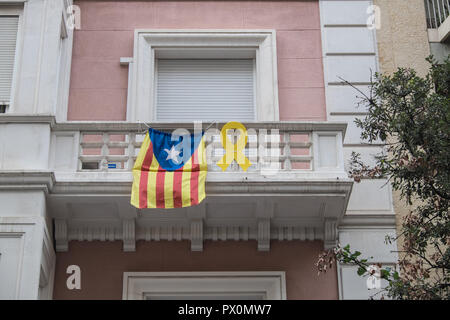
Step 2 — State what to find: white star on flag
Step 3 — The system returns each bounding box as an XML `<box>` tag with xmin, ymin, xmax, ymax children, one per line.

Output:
<box><xmin>164</xmin><ymin>145</ymin><xmax>181</xmax><ymax>164</ymax></box>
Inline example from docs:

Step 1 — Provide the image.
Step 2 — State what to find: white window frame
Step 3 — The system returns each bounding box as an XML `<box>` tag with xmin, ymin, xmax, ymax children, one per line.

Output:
<box><xmin>126</xmin><ymin>29</ymin><xmax>279</xmax><ymax>122</ymax></box>
<box><xmin>122</xmin><ymin>271</ymin><xmax>286</xmax><ymax>300</ymax></box>
<box><xmin>0</xmin><ymin>4</ymin><xmax>24</xmax><ymax>112</ymax></box>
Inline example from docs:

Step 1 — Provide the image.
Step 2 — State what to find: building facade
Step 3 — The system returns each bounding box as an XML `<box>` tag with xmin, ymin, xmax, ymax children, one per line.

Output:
<box><xmin>4</xmin><ymin>0</ymin><xmax>442</xmax><ymax>300</ymax></box>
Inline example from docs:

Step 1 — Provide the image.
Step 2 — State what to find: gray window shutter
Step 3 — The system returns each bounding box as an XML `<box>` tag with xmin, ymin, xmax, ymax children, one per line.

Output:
<box><xmin>156</xmin><ymin>59</ymin><xmax>255</xmax><ymax>121</ymax></box>
<box><xmin>0</xmin><ymin>16</ymin><xmax>19</xmax><ymax>105</ymax></box>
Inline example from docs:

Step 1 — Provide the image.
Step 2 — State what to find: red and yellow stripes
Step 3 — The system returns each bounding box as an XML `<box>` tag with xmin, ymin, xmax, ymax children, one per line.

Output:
<box><xmin>130</xmin><ymin>132</ymin><xmax>207</xmax><ymax>209</ymax></box>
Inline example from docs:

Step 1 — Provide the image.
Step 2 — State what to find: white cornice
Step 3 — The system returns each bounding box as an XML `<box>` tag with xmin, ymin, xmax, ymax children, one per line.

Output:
<box><xmin>0</xmin><ymin>0</ymin><xmax>26</xmax><ymax>4</ymax></box>
<box><xmin>50</xmin><ymin>175</ymin><xmax>353</xmax><ymax>196</ymax></box>
<box><xmin>0</xmin><ymin>171</ymin><xmax>55</xmax><ymax>193</ymax></box>
<box><xmin>0</xmin><ymin>116</ymin><xmax>348</xmax><ymax>135</ymax></box>
<box><xmin>0</xmin><ymin>114</ymin><xmax>56</xmax><ymax>126</ymax></box>
<box><xmin>53</xmin><ymin>121</ymin><xmax>348</xmax><ymax>136</ymax></box>
<box><xmin>339</xmin><ymin>214</ymin><xmax>396</xmax><ymax>228</ymax></box>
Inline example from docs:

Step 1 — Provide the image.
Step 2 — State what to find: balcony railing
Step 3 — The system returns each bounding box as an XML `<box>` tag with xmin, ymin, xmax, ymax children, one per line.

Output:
<box><xmin>44</xmin><ymin>121</ymin><xmax>353</xmax><ymax>252</ymax></box>
<box><xmin>425</xmin><ymin>0</ymin><xmax>450</xmax><ymax>28</ymax></box>
<box><xmin>51</xmin><ymin>122</ymin><xmax>347</xmax><ymax>177</ymax></box>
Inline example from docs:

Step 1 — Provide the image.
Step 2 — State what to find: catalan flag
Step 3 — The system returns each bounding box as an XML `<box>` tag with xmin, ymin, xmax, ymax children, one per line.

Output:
<box><xmin>131</xmin><ymin>128</ymin><xmax>207</xmax><ymax>209</ymax></box>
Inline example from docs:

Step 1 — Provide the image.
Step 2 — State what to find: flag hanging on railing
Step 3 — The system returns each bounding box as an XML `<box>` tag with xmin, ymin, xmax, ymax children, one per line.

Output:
<box><xmin>131</xmin><ymin>128</ymin><xmax>207</xmax><ymax>209</ymax></box>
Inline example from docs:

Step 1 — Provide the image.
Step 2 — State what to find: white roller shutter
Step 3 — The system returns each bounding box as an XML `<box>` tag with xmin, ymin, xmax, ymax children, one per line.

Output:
<box><xmin>156</xmin><ymin>59</ymin><xmax>255</xmax><ymax>121</ymax></box>
<box><xmin>0</xmin><ymin>16</ymin><xmax>19</xmax><ymax>105</ymax></box>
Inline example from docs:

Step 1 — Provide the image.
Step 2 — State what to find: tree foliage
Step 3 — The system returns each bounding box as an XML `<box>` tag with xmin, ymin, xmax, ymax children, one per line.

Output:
<box><xmin>317</xmin><ymin>56</ymin><xmax>450</xmax><ymax>299</ymax></box>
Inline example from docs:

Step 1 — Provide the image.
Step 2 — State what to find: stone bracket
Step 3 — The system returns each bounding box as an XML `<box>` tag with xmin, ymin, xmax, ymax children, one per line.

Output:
<box><xmin>122</xmin><ymin>218</ymin><xmax>136</xmax><ymax>252</ymax></box>
<box><xmin>54</xmin><ymin>218</ymin><xmax>68</xmax><ymax>252</ymax></box>
<box><xmin>324</xmin><ymin>218</ymin><xmax>338</xmax><ymax>249</ymax></box>
<box><xmin>257</xmin><ymin>218</ymin><xmax>271</xmax><ymax>251</ymax></box>
<box><xmin>190</xmin><ymin>219</ymin><xmax>203</xmax><ymax>252</ymax></box>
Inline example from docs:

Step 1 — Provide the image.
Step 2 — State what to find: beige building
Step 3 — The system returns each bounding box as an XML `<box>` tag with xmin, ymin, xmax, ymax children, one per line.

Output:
<box><xmin>375</xmin><ymin>0</ymin><xmax>431</xmax><ymax>76</ymax></box>
<box><xmin>374</xmin><ymin>0</ymin><xmax>449</xmax><ymax>249</ymax></box>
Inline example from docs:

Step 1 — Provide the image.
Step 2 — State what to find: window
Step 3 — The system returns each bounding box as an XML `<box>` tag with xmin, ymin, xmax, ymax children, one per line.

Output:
<box><xmin>156</xmin><ymin>59</ymin><xmax>255</xmax><ymax>121</ymax></box>
<box><xmin>126</xmin><ymin>30</ymin><xmax>279</xmax><ymax>122</ymax></box>
<box><xmin>122</xmin><ymin>271</ymin><xmax>286</xmax><ymax>300</ymax></box>
<box><xmin>0</xmin><ymin>13</ymin><xmax>19</xmax><ymax>112</ymax></box>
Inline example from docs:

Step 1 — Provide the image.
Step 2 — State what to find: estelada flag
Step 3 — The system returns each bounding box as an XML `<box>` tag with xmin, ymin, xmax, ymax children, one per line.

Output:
<box><xmin>131</xmin><ymin>128</ymin><xmax>207</xmax><ymax>209</ymax></box>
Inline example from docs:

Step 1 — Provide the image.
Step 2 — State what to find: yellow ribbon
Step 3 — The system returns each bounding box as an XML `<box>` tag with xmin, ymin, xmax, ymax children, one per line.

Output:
<box><xmin>217</xmin><ymin>121</ymin><xmax>252</xmax><ymax>172</ymax></box>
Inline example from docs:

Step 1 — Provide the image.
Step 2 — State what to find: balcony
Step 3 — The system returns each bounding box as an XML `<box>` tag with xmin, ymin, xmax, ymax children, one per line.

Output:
<box><xmin>51</xmin><ymin>121</ymin><xmax>349</xmax><ymax>181</ymax></box>
<box><xmin>0</xmin><ymin>117</ymin><xmax>353</xmax><ymax>252</ymax></box>
<box><xmin>425</xmin><ymin>0</ymin><xmax>450</xmax><ymax>42</ymax></box>
<box><xmin>43</xmin><ymin>121</ymin><xmax>353</xmax><ymax>252</ymax></box>
<box><xmin>48</xmin><ymin>122</ymin><xmax>352</xmax><ymax>200</ymax></box>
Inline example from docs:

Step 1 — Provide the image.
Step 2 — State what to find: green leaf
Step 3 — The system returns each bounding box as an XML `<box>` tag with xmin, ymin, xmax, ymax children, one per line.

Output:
<box><xmin>357</xmin><ymin>267</ymin><xmax>366</xmax><ymax>276</ymax></box>
<box><xmin>393</xmin><ymin>271</ymin><xmax>399</xmax><ymax>280</ymax></box>
<box><xmin>380</xmin><ymin>269</ymin><xmax>390</xmax><ymax>279</ymax></box>
<box><xmin>336</xmin><ymin>55</ymin><xmax>450</xmax><ymax>299</ymax></box>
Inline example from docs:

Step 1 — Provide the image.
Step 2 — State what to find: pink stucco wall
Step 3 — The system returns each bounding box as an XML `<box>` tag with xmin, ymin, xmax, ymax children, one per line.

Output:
<box><xmin>53</xmin><ymin>240</ymin><xmax>338</xmax><ymax>299</ymax></box>
<box><xmin>68</xmin><ymin>0</ymin><xmax>326</xmax><ymax>121</ymax></box>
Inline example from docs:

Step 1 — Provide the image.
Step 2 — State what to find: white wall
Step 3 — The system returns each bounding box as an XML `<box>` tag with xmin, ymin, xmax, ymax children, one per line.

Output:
<box><xmin>5</xmin><ymin>0</ymin><xmax>73</xmax><ymax>121</ymax></box>
<box><xmin>319</xmin><ymin>0</ymin><xmax>398</xmax><ymax>299</ymax></box>
<box><xmin>0</xmin><ymin>194</ymin><xmax>55</xmax><ymax>299</ymax></box>
<box><xmin>0</xmin><ymin>123</ymin><xmax>51</xmax><ymax>170</ymax></box>
<box><xmin>0</xmin><ymin>0</ymin><xmax>71</xmax><ymax>300</ymax></box>
<box><xmin>338</xmin><ymin>228</ymin><xmax>397</xmax><ymax>299</ymax></box>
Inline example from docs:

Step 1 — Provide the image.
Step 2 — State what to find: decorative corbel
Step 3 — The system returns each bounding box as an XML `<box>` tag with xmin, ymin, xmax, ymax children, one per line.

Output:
<box><xmin>122</xmin><ymin>218</ymin><xmax>136</xmax><ymax>252</ymax></box>
<box><xmin>324</xmin><ymin>218</ymin><xmax>338</xmax><ymax>249</ymax></box>
<box><xmin>190</xmin><ymin>219</ymin><xmax>203</xmax><ymax>252</ymax></box>
<box><xmin>257</xmin><ymin>218</ymin><xmax>271</xmax><ymax>251</ymax></box>
<box><xmin>54</xmin><ymin>219</ymin><xmax>68</xmax><ymax>252</ymax></box>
